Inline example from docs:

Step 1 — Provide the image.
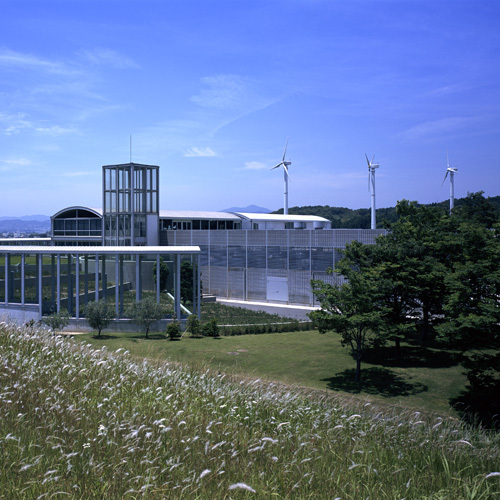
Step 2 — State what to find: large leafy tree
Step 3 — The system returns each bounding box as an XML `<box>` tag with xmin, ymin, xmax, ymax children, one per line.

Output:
<box><xmin>310</xmin><ymin>263</ymin><xmax>386</xmax><ymax>382</ymax></box>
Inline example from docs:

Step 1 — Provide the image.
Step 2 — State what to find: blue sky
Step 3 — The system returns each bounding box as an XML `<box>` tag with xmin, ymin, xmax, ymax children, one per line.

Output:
<box><xmin>1</xmin><ymin>0</ymin><xmax>499</xmax><ymax>217</ymax></box>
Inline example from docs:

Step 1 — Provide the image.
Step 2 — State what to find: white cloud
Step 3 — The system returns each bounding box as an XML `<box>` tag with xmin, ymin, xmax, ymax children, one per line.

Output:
<box><xmin>62</xmin><ymin>171</ymin><xmax>92</xmax><ymax>177</ymax></box>
<box><xmin>0</xmin><ymin>48</ymin><xmax>77</xmax><ymax>76</ymax></box>
<box><xmin>35</xmin><ymin>125</ymin><xmax>77</xmax><ymax>136</ymax></box>
<box><xmin>81</xmin><ymin>48</ymin><xmax>139</xmax><ymax>69</ymax></box>
<box><xmin>1</xmin><ymin>158</ymin><xmax>31</xmax><ymax>166</ymax></box>
<box><xmin>184</xmin><ymin>147</ymin><xmax>217</xmax><ymax>157</ymax></box>
<box><xmin>0</xmin><ymin>113</ymin><xmax>33</xmax><ymax>135</ymax></box>
<box><xmin>244</xmin><ymin>161</ymin><xmax>268</xmax><ymax>170</ymax></box>
<box><xmin>399</xmin><ymin>117</ymin><xmax>474</xmax><ymax>140</ymax></box>
<box><xmin>191</xmin><ymin>75</ymin><xmax>251</xmax><ymax>109</ymax></box>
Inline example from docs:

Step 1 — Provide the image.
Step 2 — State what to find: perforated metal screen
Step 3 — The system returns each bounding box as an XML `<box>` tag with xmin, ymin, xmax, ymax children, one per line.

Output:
<box><xmin>164</xmin><ymin>228</ymin><xmax>386</xmax><ymax>305</ymax></box>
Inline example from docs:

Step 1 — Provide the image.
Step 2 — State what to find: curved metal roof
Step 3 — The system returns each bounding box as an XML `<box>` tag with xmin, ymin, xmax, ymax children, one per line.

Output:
<box><xmin>52</xmin><ymin>206</ymin><xmax>103</xmax><ymax>219</ymax></box>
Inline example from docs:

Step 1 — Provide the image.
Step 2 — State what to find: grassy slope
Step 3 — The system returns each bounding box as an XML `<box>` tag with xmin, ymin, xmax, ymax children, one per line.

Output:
<box><xmin>78</xmin><ymin>330</ymin><xmax>468</xmax><ymax>417</ymax></box>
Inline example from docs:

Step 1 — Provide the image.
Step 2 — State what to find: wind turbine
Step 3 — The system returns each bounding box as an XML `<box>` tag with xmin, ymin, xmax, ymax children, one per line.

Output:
<box><xmin>366</xmin><ymin>154</ymin><xmax>379</xmax><ymax>230</ymax></box>
<box><xmin>442</xmin><ymin>153</ymin><xmax>458</xmax><ymax>213</ymax></box>
<box><xmin>271</xmin><ymin>139</ymin><xmax>292</xmax><ymax>215</ymax></box>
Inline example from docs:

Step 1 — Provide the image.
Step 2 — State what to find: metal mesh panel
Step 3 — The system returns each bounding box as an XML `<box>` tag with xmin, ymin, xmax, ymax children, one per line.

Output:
<box><xmin>267</xmin><ymin>246</ymin><xmax>287</xmax><ymax>270</ymax></box>
<box><xmin>358</xmin><ymin>229</ymin><xmax>387</xmax><ymax>244</ymax></box>
<box><xmin>334</xmin><ymin>229</ymin><xmax>361</xmax><ymax>247</ymax></box>
<box><xmin>228</xmin><ymin>231</ymin><xmax>246</xmax><ymax>245</ymax></box>
<box><xmin>289</xmin><ymin>270</ymin><xmax>313</xmax><ymax>305</ymax></box>
<box><xmin>210</xmin><ymin>232</ymin><xmax>228</xmax><ymax>245</ymax></box>
<box><xmin>311</xmin><ymin>247</ymin><xmax>334</xmax><ymax>272</ymax></box>
<box><xmin>191</xmin><ymin>230</ymin><xmax>209</xmax><ymax>245</ymax></box>
<box><xmin>210</xmin><ymin>245</ymin><xmax>227</xmax><ymax>267</ymax></box>
<box><xmin>228</xmin><ymin>246</ymin><xmax>245</xmax><ymax>267</ymax></box>
<box><xmin>173</xmin><ymin>231</ymin><xmax>192</xmax><ymax>245</ymax></box>
<box><xmin>268</xmin><ymin>230</ymin><xmax>287</xmax><ymax>246</ymax></box>
<box><xmin>247</xmin><ymin>231</ymin><xmax>266</xmax><ymax>246</ymax></box>
<box><xmin>311</xmin><ymin>231</ymin><xmax>333</xmax><ymax>247</ymax></box>
<box><xmin>289</xmin><ymin>231</ymin><xmax>311</xmax><ymax>247</ymax></box>
<box><xmin>228</xmin><ymin>268</ymin><xmax>245</xmax><ymax>298</ymax></box>
<box><xmin>246</xmin><ymin>268</ymin><xmax>266</xmax><ymax>300</ymax></box>
<box><xmin>208</xmin><ymin>266</ymin><xmax>228</xmax><ymax>296</ymax></box>
<box><xmin>289</xmin><ymin>247</ymin><xmax>310</xmax><ymax>270</ymax></box>
<box><xmin>247</xmin><ymin>246</ymin><xmax>266</xmax><ymax>268</ymax></box>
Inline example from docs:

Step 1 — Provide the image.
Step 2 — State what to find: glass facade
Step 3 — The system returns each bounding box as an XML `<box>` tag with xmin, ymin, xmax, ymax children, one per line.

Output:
<box><xmin>103</xmin><ymin>163</ymin><xmax>159</xmax><ymax>246</ymax></box>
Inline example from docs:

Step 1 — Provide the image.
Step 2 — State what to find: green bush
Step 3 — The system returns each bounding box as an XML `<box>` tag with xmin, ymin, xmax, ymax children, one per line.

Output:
<box><xmin>166</xmin><ymin>319</ymin><xmax>182</xmax><ymax>340</ymax></box>
<box><xmin>185</xmin><ymin>315</ymin><xmax>202</xmax><ymax>337</ymax></box>
<box><xmin>202</xmin><ymin>318</ymin><xmax>219</xmax><ymax>338</ymax></box>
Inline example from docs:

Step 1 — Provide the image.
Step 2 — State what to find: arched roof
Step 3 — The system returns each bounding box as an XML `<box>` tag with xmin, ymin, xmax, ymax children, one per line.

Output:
<box><xmin>52</xmin><ymin>206</ymin><xmax>103</xmax><ymax>219</ymax></box>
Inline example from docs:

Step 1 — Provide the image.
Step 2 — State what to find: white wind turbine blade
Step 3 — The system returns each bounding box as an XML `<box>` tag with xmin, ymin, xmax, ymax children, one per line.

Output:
<box><xmin>441</xmin><ymin>170</ymin><xmax>449</xmax><ymax>186</ymax></box>
<box><xmin>282</xmin><ymin>138</ymin><xmax>289</xmax><ymax>162</ymax></box>
<box><xmin>365</xmin><ymin>153</ymin><xmax>371</xmax><ymax>168</ymax></box>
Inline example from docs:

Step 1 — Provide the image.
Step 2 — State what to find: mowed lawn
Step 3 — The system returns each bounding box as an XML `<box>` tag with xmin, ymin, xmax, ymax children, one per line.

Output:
<box><xmin>77</xmin><ymin>329</ymin><xmax>468</xmax><ymax>417</ymax></box>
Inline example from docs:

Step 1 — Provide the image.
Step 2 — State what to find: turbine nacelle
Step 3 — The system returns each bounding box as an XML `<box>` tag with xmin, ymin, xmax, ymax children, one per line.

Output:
<box><xmin>271</xmin><ymin>139</ymin><xmax>292</xmax><ymax>214</ymax></box>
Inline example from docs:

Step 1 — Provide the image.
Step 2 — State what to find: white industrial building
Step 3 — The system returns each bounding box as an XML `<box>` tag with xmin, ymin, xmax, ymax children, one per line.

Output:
<box><xmin>1</xmin><ymin>162</ymin><xmax>386</xmax><ymax>323</ymax></box>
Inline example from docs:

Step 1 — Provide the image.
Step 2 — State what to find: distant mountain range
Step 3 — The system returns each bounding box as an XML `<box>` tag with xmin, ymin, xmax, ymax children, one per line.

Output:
<box><xmin>0</xmin><ymin>214</ymin><xmax>50</xmax><ymax>221</ymax></box>
<box><xmin>221</xmin><ymin>205</ymin><xmax>271</xmax><ymax>213</ymax></box>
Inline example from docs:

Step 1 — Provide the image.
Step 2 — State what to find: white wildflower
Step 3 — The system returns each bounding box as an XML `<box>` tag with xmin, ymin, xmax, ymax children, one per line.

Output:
<box><xmin>228</xmin><ymin>482</ymin><xmax>256</xmax><ymax>493</ymax></box>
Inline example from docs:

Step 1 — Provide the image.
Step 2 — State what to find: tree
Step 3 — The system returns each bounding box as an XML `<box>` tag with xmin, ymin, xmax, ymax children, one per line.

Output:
<box><xmin>43</xmin><ymin>311</ymin><xmax>69</xmax><ymax>336</ymax></box>
<box><xmin>153</xmin><ymin>257</ymin><xmax>169</xmax><ymax>291</ymax></box>
<box><xmin>185</xmin><ymin>314</ymin><xmax>202</xmax><ymax>337</ymax></box>
<box><xmin>86</xmin><ymin>300</ymin><xmax>114</xmax><ymax>338</ymax></box>
<box><xmin>436</xmin><ymin>221</ymin><xmax>500</xmax><ymax>349</ymax></box>
<box><xmin>129</xmin><ymin>298</ymin><xmax>163</xmax><ymax>338</ymax></box>
<box><xmin>202</xmin><ymin>318</ymin><xmax>220</xmax><ymax>338</ymax></box>
<box><xmin>181</xmin><ymin>260</ymin><xmax>194</xmax><ymax>304</ymax></box>
<box><xmin>166</xmin><ymin>317</ymin><xmax>182</xmax><ymax>340</ymax></box>
<box><xmin>309</xmin><ymin>266</ymin><xmax>386</xmax><ymax>382</ymax></box>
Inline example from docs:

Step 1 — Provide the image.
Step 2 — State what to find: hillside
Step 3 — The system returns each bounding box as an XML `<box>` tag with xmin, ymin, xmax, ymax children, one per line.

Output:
<box><xmin>273</xmin><ymin>194</ymin><xmax>500</xmax><ymax>228</ymax></box>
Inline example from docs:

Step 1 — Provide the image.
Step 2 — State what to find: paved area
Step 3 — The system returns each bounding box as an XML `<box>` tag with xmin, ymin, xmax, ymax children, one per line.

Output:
<box><xmin>216</xmin><ymin>298</ymin><xmax>319</xmax><ymax>321</ymax></box>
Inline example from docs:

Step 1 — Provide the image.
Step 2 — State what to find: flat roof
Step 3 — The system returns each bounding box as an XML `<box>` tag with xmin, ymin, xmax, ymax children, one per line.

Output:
<box><xmin>159</xmin><ymin>210</ymin><xmax>241</xmax><ymax>221</ymax></box>
<box><xmin>234</xmin><ymin>213</ymin><xmax>330</xmax><ymax>223</ymax></box>
<box><xmin>0</xmin><ymin>238</ymin><xmax>52</xmax><ymax>243</ymax></box>
<box><xmin>0</xmin><ymin>245</ymin><xmax>200</xmax><ymax>255</ymax></box>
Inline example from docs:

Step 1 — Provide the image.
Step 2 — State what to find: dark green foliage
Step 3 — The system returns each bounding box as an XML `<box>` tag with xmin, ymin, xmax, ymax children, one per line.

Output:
<box><xmin>166</xmin><ymin>318</ymin><xmax>182</xmax><ymax>340</ymax></box>
<box><xmin>181</xmin><ymin>260</ymin><xmax>194</xmax><ymax>303</ymax></box>
<box><xmin>310</xmin><ymin>265</ymin><xmax>386</xmax><ymax>382</ymax></box>
<box><xmin>272</xmin><ymin>193</ymin><xmax>500</xmax><ymax>229</ymax></box>
<box><xmin>129</xmin><ymin>298</ymin><xmax>163</xmax><ymax>339</ymax></box>
<box><xmin>185</xmin><ymin>314</ymin><xmax>202</xmax><ymax>337</ymax></box>
<box><xmin>452</xmin><ymin>352</ymin><xmax>500</xmax><ymax>428</ymax></box>
<box><xmin>42</xmin><ymin>311</ymin><xmax>69</xmax><ymax>335</ymax></box>
<box><xmin>152</xmin><ymin>257</ymin><xmax>169</xmax><ymax>291</ymax></box>
<box><xmin>311</xmin><ymin>192</ymin><xmax>500</xmax><ymax>421</ymax></box>
<box><xmin>85</xmin><ymin>300</ymin><xmax>113</xmax><ymax>338</ymax></box>
<box><xmin>202</xmin><ymin>318</ymin><xmax>219</xmax><ymax>338</ymax></box>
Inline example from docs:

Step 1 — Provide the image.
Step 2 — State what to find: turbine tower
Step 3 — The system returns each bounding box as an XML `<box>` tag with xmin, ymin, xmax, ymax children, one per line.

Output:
<box><xmin>365</xmin><ymin>154</ymin><xmax>379</xmax><ymax>230</ymax></box>
<box><xmin>442</xmin><ymin>153</ymin><xmax>458</xmax><ymax>213</ymax></box>
<box><xmin>271</xmin><ymin>139</ymin><xmax>292</xmax><ymax>215</ymax></box>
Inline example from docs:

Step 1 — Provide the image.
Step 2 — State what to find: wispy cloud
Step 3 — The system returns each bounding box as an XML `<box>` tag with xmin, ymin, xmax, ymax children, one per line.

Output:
<box><xmin>191</xmin><ymin>75</ymin><xmax>253</xmax><ymax>109</ymax></box>
<box><xmin>425</xmin><ymin>84</ymin><xmax>463</xmax><ymax>98</ymax></box>
<box><xmin>81</xmin><ymin>48</ymin><xmax>139</xmax><ymax>69</ymax></box>
<box><xmin>184</xmin><ymin>147</ymin><xmax>217</xmax><ymax>157</ymax></box>
<box><xmin>244</xmin><ymin>161</ymin><xmax>268</xmax><ymax>170</ymax></box>
<box><xmin>62</xmin><ymin>171</ymin><xmax>92</xmax><ymax>177</ymax></box>
<box><xmin>398</xmin><ymin>117</ymin><xmax>475</xmax><ymax>140</ymax></box>
<box><xmin>35</xmin><ymin>125</ymin><xmax>78</xmax><ymax>136</ymax></box>
<box><xmin>0</xmin><ymin>48</ymin><xmax>77</xmax><ymax>76</ymax></box>
<box><xmin>1</xmin><ymin>158</ymin><xmax>31</xmax><ymax>166</ymax></box>
<box><xmin>0</xmin><ymin>113</ymin><xmax>33</xmax><ymax>135</ymax></box>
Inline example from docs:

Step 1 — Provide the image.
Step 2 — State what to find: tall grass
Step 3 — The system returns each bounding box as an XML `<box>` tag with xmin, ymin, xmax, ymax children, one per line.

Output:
<box><xmin>1</xmin><ymin>321</ymin><xmax>499</xmax><ymax>499</ymax></box>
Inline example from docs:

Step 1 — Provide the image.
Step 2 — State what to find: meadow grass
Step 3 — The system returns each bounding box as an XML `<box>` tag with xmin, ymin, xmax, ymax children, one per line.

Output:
<box><xmin>1</xmin><ymin>321</ymin><xmax>499</xmax><ymax>499</ymax></box>
<box><xmin>79</xmin><ymin>329</ymin><xmax>469</xmax><ymax>417</ymax></box>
